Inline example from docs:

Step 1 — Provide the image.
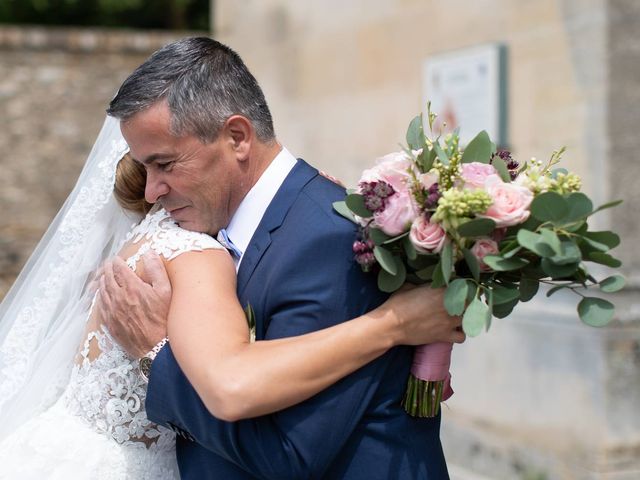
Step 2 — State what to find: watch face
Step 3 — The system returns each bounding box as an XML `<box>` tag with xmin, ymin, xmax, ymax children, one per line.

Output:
<box><xmin>140</xmin><ymin>356</ymin><xmax>152</xmax><ymax>378</ymax></box>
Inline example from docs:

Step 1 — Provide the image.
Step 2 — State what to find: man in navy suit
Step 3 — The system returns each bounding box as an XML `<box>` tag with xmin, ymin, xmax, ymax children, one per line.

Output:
<box><xmin>104</xmin><ymin>37</ymin><xmax>462</xmax><ymax>479</ymax></box>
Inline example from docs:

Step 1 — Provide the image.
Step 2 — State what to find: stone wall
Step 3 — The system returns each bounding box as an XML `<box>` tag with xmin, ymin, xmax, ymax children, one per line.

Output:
<box><xmin>0</xmin><ymin>26</ymin><xmax>203</xmax><ymax>299</ymax></box>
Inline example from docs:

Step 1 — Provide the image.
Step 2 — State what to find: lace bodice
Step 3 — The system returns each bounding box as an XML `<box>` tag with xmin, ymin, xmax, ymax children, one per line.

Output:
<box><xmin>61</xmin><ymin>207</ymin><xmax>224</xmax><ymax>453</ymax></box>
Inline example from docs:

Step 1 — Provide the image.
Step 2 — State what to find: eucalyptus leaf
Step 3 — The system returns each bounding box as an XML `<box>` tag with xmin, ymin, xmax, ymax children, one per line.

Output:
<box><xmin>345</xmin><ymin>194</ymin><xmax>373</xmax><ymax>218</ymax></box>
<box><xmin>599</xmin><ymin>274</ymin><xmax>626</xmax><ymax>293</ymax></box>
<box><xmin>550</xmin><ymin>240</ymin><xmax>582</xmax><ymax>265</ymax></box>
<box><xmin>519</xmin><ymin>277</ymin><xmax>539</xmax><ymax>301</ymax></box>
<box><xmin>440</xmin><ymin>242</ymin><xmax>453</xmax><ymax>284</ymax></box>
<box><xmin>582</xmin><ymin>231</ymin><xmax>621</xmax><ymax>250</ymax></box>
<box><xmin>373</xmin><ymin>246</ymin><xmax>397</xmax><ymax>275</ymax></box>
<box><xmin>444</xmin><ymin>279</ymin><xmax>470</xmax><ymax>316</ymax></box>
<box><xmin>564</xmin><ymin>221</ymin><xmax>587</xmax><ymax>233</ymax></box>
<box><xmin>417</xmin><ymin>148</ymin><xmax>436</xmax><ymax>172</ymax></box>
<box><xmin>539</xmin><ymin>228</ymin><xmax>562</xmax><ymax>256</ymax></box>
<box><xmin>403</xmin><ymin>235</ymin><xmax>418</xmax><ymax>260</ymax></box>
<box><xmin>369</xmin><ymin>228</ymin><xmax>391</xmax><ymax>246</ymax></box>
<box><xmin>415</xmin><ymin>264</ymin><xmax>437</xmax><ymax>281</ymax></box>
<box><xmin>457</xmin><ymin>218</ymin><xmax>497</xmax><ymax>237</ymax></box>
<box><xmin>408</xmin><ymin>253</ymin><xmax>439</xmax><ymax>270</ymax></box>
<box><xmin>492</xmin><ymin>297</ymin><xmax>519</xmax><ymax>319</ymax></box>
<box><xmin>578</xmin><ymin>297</ymin><xmax>615</xmax><ymax>327</ymax></box>
<box><xmin>563</xmin><ymin>193</ymin><xmax>593</xmax><ymax>223</ymax></box>
<box><xmin>546</xmin><ymin>285</ymin><xmax>568</xmax><ymax>297</ymax></box>
<box><xmin>431</xmin><ymin>261</ymin><xmax>446</xmax><ymax>288</ymax></box>
<box><xmin>406</xmin><ymin>115</ymin><xmax>425</xmax><ymax>150</ymax></box>
<box><xmin>433</xmin><ymin>142</ymin><xmax>450</xmax><ymax>165</ymax></box>
<box><xmin>587</xmin><ymin>252</ymin><xmax>622</xmax><ymax>268</ymax></box>
<box><xmin>591</xmin><ymin>199</ymin><xmax>623</xmax><ymax>215</ymax></box>
<box><xmin>517</xmin><ymin>229</ymin><xmax>556</xmax><ymax>257</ymax></box>
<box><xmin>502</xmin><ymin>246</ymin><xmax>523</xmax><ymax>259</ymax></box>
<box><xmin>541</xmin><ymin>258</ymin><xmax>580</xmax><ymax>278</ymax></box>
<box><xmin>491</xmin><ymin>155</ymin><xmax>512</xmax><ymax>182</ymax></box>
<box><xmin>332</xmin><ymin>201</ymin><xmax>356</xmax><ymax>222</ymax></box>
<box><xmin>462</xmin><ymin>297</ymin><xmax>491</xmax><ymax>337</ymax></box>
<box><xmin>461</xmin><ymin>130</ymin><xmax>492</xmax><ymax>164</ymax></box>
<box><xmin>490</xmin><ymin>285</ymin><xmax>521</xmax><ymax>305</ymax></box>
<box><xmin>463</xmin><ymin>248</ymin><xmax>480</xmax><ymax>281</ymax></box>
<box><xmin>581</xmin><ymin>236</ymin><xmax>610</xmax><ymax>252</ymax></box>
<box><xmin>530</xmin><ymin>192</ymin><xmax>569</xmax><ymax>224</ymax></box>
<box><xmin>378</xmin><ymin>260</ymin><xmax>406</xmax><ymax>293</ymax></box>
<box><xmin>483</xmin><ymin>255</ymin><xmax>529</xmax><ymax>271</ymax></box>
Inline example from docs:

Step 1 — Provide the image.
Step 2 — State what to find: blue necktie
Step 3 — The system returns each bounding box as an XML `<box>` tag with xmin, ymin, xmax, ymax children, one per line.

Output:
<box><xmin>216</xmin><ymin>228</ymin><xmax>243</xmax><ymax>259</ymax></box>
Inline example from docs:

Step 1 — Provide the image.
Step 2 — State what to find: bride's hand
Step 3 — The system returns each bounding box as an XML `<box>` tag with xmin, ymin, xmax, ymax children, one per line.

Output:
<box><xmin>96</xmin><ymin>252</ymin><xmax>172</xmax><ymax>358</ymax></box>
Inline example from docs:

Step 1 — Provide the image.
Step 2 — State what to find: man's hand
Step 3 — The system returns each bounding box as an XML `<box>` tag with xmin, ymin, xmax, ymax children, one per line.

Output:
<box><xmin>382</xmin><ymin>285</ymin><xmax>466</xmax><ymax>346</ymax></box>
<box><xmin>96</xmin><ymin>251</ymin><xmax>172</xmax><ymax>358</ymax></box>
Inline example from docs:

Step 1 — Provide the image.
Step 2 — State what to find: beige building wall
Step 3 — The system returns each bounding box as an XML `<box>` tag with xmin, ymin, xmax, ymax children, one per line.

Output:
<box><xmin>213</xmin><ymin>1</ymin><xmax>638</xmax><ymax>479</ymax></box>
<box><xmin>214</xmin><ymin>0</ymin><xmax>605</xmax><ymax>202</ymax></box>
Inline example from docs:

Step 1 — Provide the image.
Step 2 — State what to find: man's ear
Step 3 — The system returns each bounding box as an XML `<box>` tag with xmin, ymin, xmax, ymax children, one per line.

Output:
<box><xmin>224</xmin><ymin>115</ymin><xmax>253</xmax><ymax>160</ymax></box>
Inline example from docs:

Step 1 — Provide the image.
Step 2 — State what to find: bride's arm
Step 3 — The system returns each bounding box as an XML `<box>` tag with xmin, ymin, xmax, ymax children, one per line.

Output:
<box><xmin>165</xmin><ymin>248</ymin><xmax>463</xmax><ymax>422</ymax></box>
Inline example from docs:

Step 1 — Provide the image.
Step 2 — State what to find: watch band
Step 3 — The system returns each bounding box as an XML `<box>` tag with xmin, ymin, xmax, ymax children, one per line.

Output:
<box><xmin>139</xmin><ymin>337</ymin><xmax>169</xmax><ymax>382</ymax></box>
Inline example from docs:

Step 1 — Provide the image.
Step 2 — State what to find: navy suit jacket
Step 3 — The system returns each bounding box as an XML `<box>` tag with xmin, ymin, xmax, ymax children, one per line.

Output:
<box><xmin>146</xmin><ymin>160</ymin><xmax>449</xmax><ymax>479</ymax></box>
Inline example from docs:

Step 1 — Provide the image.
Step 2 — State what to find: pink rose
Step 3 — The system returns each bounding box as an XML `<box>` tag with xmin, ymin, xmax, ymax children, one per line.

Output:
<box><xmin>409</xmin><ymin>215</ymin><xmax>447</xmax><ymax>253</ymax></box>
<box><xmin>373</xmin><ymin>188</ymin><xmax>418</xmax><ymax>236</ymax></box>
<box><xmin>359</xmin><ymin>151</ymin><xmax>418</xmax><ymax>191</ymax></box>
<box><xmin>460</xmin><ymin>162</ymin><xmax>498</xmax><ymax>189</ymax></box>
<box><xmin>479</xmin><ymin>175</ymin><xmax>533</xmax><ymax>227</ymax></box>
<box><xmin>470</xmin><ymin>237</ymin><xmax>499</xmax><ymax>271</ymax></box>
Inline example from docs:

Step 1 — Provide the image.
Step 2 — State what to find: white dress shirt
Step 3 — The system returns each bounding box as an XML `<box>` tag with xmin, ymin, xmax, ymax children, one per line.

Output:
<box><xmin>225</xmin><ymin>146</ymin><xmax>298</xmax><ymax>270</ymax></box>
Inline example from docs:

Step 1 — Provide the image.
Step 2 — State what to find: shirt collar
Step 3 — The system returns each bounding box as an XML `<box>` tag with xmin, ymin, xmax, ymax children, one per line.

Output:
<box><xmin>225</xmin><ymin>146</ymin><xmax>297</xmax><ymax>267</ymax></box>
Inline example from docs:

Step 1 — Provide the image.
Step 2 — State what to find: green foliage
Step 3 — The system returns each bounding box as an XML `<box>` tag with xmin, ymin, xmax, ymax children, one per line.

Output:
<box><xmin>530</xmin><ymin>192</ymin><xmax>569</xmax><ymax>224</ymax></box>
<box><xmin>483</xmin><ymin>255</ymin><xmax>529</xmax><ymax>271</ymax></box>
<box><xmin>345</xmin><ymin>194</ymin><xmax>372</xmax><ymax>218</ymax></box>
<box><xmin>444</xmin><ymin>279</ymin><xmax>470</xmax><ymax>316</ymax></box>
<box><xmin>463</xmin><ymin>296</ymin><xmax>491</xmax><ymax>336</ymax></box>
<box><xmin>406</xmin><ymin>115</ymin><xmax>425</xmax><ymax>151</ymax></box>
<box><xmin>378</xmin><ymin>260</ymin><xmax>406</xmax><ymax>292</ymax></box>
<box><xmin>0</xmin><ymin>0</ymin><xmax>209</xmax><ymax>30</ymax></box>
<box><xmin>332</xmin><ymin>201</ymin><xmax>356</xmax><ymax>222</ymax></box>
<box><xmin>578</xmin><ymin>297</ymin><xmax>615</xmax><ymax>327</ymax></box>
<box><xmin>491</xmin><ymin>154</ymin><xmax>512</xmax><ymax>182</ymax></box>
<box><xmin>599</xmin><ymin>275</ymin><xmax>625</xmax><ymax>293</ymax></box>
<box><xmin>460</xmin><ymin>131</ymin><xmax>492</xmax><ymax>164</ymax></box>
<box><xmin>373</xmin><ymin>246</ymin><xmax>396</xmax><ymax>275</ymax></box>
<box><xmin>457</xmin><ymin>218</ymin><xmax>496</xmax><ymax>238</ymax></box>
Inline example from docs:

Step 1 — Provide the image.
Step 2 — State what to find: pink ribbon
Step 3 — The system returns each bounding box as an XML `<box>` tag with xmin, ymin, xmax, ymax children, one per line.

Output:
<box><xmin>411</xmin><ymin>342</ymin><xmax>454</xmax><ymax>401</ymax></box>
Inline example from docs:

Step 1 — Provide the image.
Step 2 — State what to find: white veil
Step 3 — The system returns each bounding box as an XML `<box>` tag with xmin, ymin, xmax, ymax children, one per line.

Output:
<box><xmin>0</xmin><ymin>116</ymin><xmax>139</xmax><ymax>440</ymax></box>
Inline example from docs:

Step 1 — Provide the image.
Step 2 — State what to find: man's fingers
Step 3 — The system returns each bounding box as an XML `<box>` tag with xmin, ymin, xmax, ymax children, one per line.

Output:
<box><xmin>142</xmin><ymin>252</ymin><xmax>171</xmax><ymax>294</ymax></box>
<box><xmin>451</xmin><ymin>330</ymin><xmax>466</xmax><ymax>344</ymax></box>
<box><xmin>112</xmin><ymin>256</ymin><xmax>141</xmax><ymax>289</ymax></box>
<box><xmin>102</xmin><ymin>260</ymin><xmax>120</xmax><ymax>296</ymax></box>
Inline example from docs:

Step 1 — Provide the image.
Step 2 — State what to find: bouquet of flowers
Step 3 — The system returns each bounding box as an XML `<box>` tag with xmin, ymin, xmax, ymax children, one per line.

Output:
<box><xmin>334</xmin><ymin>104</ymin><xmax>624</xmax><ymax>417</ymax></box>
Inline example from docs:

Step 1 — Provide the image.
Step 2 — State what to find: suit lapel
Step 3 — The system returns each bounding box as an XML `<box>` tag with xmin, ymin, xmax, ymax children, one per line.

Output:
<box><xmin>236</xmin><ymin>159</ymin><xmax>318</xmax><ymax>298</ymax></box>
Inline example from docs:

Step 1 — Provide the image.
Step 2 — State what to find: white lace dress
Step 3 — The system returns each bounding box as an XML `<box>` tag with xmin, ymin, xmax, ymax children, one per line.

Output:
<box><xmin>0</xmin><ymin>207</ymin><xmax>224</xmax><ymax>479</ymax></box>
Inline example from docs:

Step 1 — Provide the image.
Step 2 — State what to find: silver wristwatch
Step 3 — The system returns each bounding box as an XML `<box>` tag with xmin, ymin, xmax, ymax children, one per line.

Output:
<box><xmin>139</xmin><ymin>337</ymin><xmax>169</xmax><ymax>382</ymax></box>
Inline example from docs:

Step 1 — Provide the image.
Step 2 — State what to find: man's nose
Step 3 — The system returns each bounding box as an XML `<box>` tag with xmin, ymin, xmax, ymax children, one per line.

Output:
<box><xmin>145</xmin><ymin>171</ymin><xmax>170</xmax><ymax>204</ymax></box>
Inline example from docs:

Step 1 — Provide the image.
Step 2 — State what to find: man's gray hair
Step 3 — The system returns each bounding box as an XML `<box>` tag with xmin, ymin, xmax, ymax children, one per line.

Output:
<box><xmin>107</xmin><ymin>37</ymin><xmax>275</xmax><ymax>143</ymax></box>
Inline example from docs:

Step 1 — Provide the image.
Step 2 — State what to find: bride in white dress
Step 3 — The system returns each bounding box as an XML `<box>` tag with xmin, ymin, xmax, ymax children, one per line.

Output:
<box><xmin>0</xmin><ymin>117</ymin><xmax>450</xmax><ymax>479</ymax></box>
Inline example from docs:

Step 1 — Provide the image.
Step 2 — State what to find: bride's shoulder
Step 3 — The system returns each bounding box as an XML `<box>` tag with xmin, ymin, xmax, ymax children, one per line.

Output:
<box><xmin>124</xmin><ymin>205</ymin><xmax>225</xmax><ymax>262</ymax></box>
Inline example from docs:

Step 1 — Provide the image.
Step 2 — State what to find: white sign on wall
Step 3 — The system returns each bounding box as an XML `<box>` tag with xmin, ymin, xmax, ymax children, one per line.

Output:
<box><xmin>422</xmin><ymin>44</ymin><xmax>507</xmax><ymax>146</ymax></box>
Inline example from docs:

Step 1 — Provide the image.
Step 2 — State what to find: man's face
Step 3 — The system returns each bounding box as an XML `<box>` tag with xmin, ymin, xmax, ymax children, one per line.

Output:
<box><xmin>120</xmin><ymin>102</ymin><xmax>240</xmax><ymax>235</ymax></box>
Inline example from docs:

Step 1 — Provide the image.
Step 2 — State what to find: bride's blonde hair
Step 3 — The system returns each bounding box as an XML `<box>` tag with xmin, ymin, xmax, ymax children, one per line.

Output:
<box><xmin>114</xmin><ymin>153</ymin><xmax>152</xmax><ymax>215</ymax></box>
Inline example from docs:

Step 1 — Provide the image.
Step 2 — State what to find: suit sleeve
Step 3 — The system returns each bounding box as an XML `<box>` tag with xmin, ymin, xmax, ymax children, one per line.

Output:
<box><xmin>146</xmin><ymin>210</ymin><xmax>397</xmax><ymax>479</ymax></box>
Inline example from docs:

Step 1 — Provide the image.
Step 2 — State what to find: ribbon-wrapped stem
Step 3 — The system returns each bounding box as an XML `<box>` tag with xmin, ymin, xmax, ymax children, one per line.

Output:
<box><xmin>402</xmin><ymin>342</ymin><xmax>453</xmax><ymax>418</ymax></box>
